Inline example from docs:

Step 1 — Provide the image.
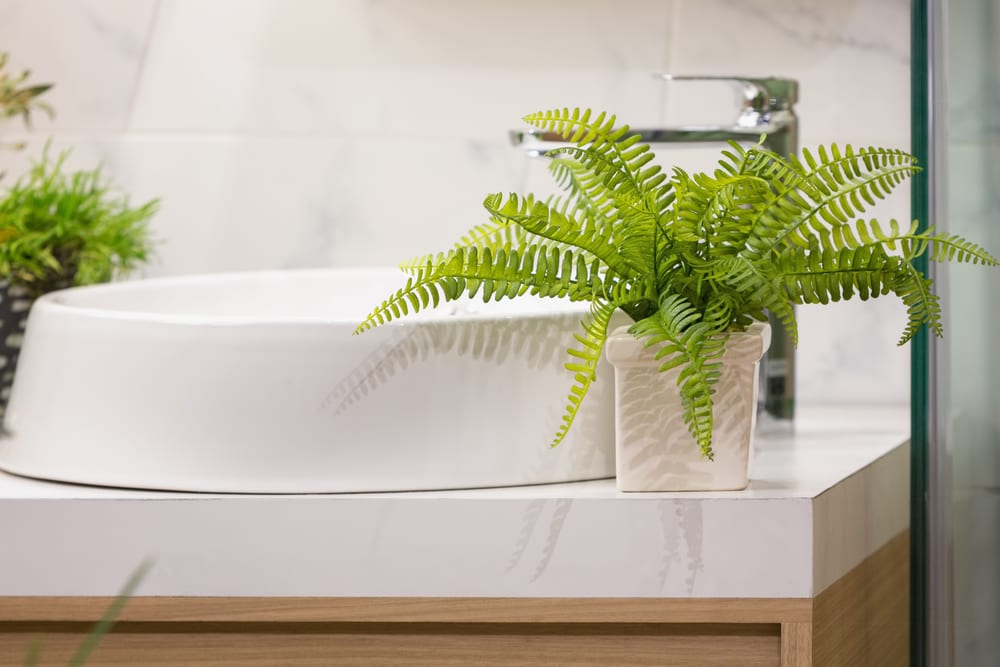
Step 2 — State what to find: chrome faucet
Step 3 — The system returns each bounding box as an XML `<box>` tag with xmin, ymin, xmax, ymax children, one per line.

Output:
<box><xmin>509</xmin><ymin>75</ymin><xmax>800</xmax><ymax>421</ymax></box>
<box><xmin>511</xmin><ymin>76</ymin><xmax>799</xmax><ymax>159</ymax></box>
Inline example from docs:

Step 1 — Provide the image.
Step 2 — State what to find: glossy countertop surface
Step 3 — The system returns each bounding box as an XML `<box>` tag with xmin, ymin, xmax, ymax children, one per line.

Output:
<box><xmin>0</xmin><ymin>405</ymin><xmax>909</xmax><ymax>599</ymax></box>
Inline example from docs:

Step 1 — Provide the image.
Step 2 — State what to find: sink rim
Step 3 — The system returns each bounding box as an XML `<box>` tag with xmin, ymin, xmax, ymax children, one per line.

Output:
<box><xmin>36</xmin><ymin>267</ymin><xmax>593</xmax><ymax>327</ymax></box>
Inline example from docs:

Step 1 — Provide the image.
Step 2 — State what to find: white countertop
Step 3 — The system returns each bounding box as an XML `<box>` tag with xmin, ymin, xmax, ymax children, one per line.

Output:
<box><xmin>0</xmin><ymin>405</ymin><xmax>909</xmax><ymax>599</ymax></box>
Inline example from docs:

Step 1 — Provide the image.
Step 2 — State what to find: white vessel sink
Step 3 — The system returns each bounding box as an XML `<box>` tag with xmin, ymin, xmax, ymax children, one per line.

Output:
<box><xmin>0</xmin><ymin>269</ymin><xmax>616</xmax><ymax>492</ymax></box>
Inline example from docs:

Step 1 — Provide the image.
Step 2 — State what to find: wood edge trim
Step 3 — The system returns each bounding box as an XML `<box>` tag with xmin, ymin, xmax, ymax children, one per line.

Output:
<box><xmin>0</xmin><ymin>596</ymin><xmax>812</xmax><ymax>625</ymax></box>
<box><xmin>780</xmin><ymin>622</ymin><xmax>813</xmax><ymax>666</ymax></box>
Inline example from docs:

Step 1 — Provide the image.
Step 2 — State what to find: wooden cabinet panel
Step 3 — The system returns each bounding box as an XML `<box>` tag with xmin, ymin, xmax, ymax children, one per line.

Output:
<box><xmin>0</xmin><ymin>532</ymin><xmax>908</xmax><ymax>666</ymax></box>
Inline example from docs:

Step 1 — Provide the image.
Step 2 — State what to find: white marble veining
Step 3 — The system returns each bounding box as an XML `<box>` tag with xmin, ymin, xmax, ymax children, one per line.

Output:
<box><xmin>796</xmin><ymin>299</ymin><xmax>912</xmax><ymax>406</ymax></box>
<box><xmin>667</xmin><ymin>0</ymin><xmax>910</xmax><ymax>146</ymax></box>
<box><xmin>0</xmin><ymin>406</ymin><xmax>908</xmax><ymax>598</ymax></box>
<box><xmin>0</xmin><ymin>0</ymin><xmax>157</xmax><ymax>131</ymax></box>
<box><xmin>130</xmin><ymin>0</ymin><xmax>673</xmax><ymax>138</ymax></box>
<box><xmin>0</xmin><ymin>0</ymin><xmax>913</xmax><ymax>405</ymax></box>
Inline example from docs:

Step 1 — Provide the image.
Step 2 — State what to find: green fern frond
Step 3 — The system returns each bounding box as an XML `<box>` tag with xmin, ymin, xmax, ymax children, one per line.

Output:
<box><xmin>824</xmin><ymin>218</ymin><xmax>918</xmax><ymax>251</ymax></box>
<box><xmin>738</xmin><ymin>145</ymin><xmax>806</xmax><ymax>191</ymax></box>
<box><xmin>700</xmin><ymin>293</ymin><xmax>737</xmax><ymax>333</ymax></box>
<box><xmin>525</xmin><ymin>109</ymin><xmax>681</xmax><ymax>294</ymax></box>
<box><xmin>745</xmin><ymin>145</ymin><xmax>921</xmax><ymax>260</ymax></box>
<box><xmin>774</xmin><ymin>220</ymin><xmax>987</xmax><ymax>345</ymax></box>
<box><xmin>543</xmin><ymin>148</ymin><xmax>674</xmax><ymax>278</ymax></box>
<box><xmin>791</xmin><ymin>218</ymin><xmax>999</xmax><ymax>268</ymax></box>
<box><xmin>523</xmin><ymin>109</ymin><xmax>667</xmax><ymax>209</ymax></box>
<box><xmin>356</xmin><ymin>242</ymin><xmax>636</xmax><ymax>334</ymax></box>
<box><xmin>629</xmin><ymin>294</ymin><xmax>726</xmax><ymax>458</ymax></box>
<box><xmin>551</xmin><ymin>300</ymin><xmax>621</xmax><ymax>448</ymax></box>
<box><xmin>483</xmin><ymin>191</ymin><xmax>649</xmax><ymax>280</ymax></box>
<box><xmin>673</xmin><ymin>168</ymin><xmax>771</xmax><ymax>259</ymax></box>
<box><xmin>714</xmin><ymin>140</ymin><xmax>752</xmax><ymax>177</ymax></box>
<box><xmin>546</xmin><ymin>144</ymin><xmax>673</xmax><ymax>216</ymax></box>
<box><xmin>776</xmin><ymin>240</ymin><xmax>901</xmax><ymax>304</ymax></box>
<box><xmin>711</xmin><ymin>256</ymin><xmax>798</xmax><ymax>345</ymax></box>
<box><xmin>893</xmin><ymin>263</ymin><xmax>943</xmax><ymax>345</ymax></box>
<box><xmin>904</xmin><ymin>231</ymin><xmax>999</xmax><ymax>265</ymax></box>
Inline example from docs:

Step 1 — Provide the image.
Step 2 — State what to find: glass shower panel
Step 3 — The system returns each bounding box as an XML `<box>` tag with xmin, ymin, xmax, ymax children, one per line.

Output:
<box><xmin>942</xmin><ymin>0</ymin><xmax>1000</xmax><ymax>663</ymax></box>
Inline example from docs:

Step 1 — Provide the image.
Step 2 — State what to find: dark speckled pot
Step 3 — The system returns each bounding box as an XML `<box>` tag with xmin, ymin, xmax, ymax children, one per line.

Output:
<box><xmin>0</xmin><ymin>281</ymin><xmax>35</xmax><ymax>421</ymax></box>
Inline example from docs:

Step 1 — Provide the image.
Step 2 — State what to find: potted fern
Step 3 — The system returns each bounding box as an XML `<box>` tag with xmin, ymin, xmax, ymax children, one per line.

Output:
<box><xmin>0</xmin><ymin>150</ymin><xmax>158</xmax><ymax>417</ymax></box>
<box><xmin>357</xmin><ymin>109</ymin><xmax>996</xmax><ymax>491</ymax></box>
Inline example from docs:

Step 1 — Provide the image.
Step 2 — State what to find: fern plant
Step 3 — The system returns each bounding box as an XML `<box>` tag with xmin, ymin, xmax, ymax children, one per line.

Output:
<box><xmin>357</xmin><ymin>109</ymin><xmax>997</xmax><ymax>458</ymax></box>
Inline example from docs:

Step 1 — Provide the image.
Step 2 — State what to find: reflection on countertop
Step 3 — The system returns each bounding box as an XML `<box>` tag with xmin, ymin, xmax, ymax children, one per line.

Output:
<box><xmin>0</xmin><ymin>404</ymin><xmax>909</xmax><ymax>600</ymax></box>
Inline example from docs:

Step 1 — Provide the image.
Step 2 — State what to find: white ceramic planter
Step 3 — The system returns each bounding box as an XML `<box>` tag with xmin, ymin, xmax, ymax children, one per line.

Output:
<box><xmin>605</xmin><ymin>321</ymin><xmax>771</xmax><ymax>492</ymax></box>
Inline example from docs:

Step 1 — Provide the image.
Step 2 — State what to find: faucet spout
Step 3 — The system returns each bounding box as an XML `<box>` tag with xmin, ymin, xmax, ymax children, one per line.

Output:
<box><xmin>511</xmin><ymin>75</ymin><xmax>799</xmax><ymax>158</ymax></box>
<box><xmin>510</xmin><ymin>116</ymin><xmax>798</xmax><ymax>159</ymax></box>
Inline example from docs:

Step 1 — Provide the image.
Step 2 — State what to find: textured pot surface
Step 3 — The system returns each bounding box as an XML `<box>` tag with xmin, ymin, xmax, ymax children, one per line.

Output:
<box><xmin>0</xmin><ymin>282</ymin><xmax>34</xmax><ymax>420</ymax></box>
<box><xmin>0</xmin><ymin>269</ymin><xmax>617</xmax><ymax>493</ymax></box>
<box><xmin>605</xmin><ymin>322</ymin><xmax>771</xmax><ymax>492</ymax></box>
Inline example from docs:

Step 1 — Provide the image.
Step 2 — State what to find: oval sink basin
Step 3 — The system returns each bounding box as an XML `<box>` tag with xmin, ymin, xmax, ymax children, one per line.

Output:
<box><xmin>0</xmin><ymin>269</ymin><xmax>616</xmax><ymax>492</ymax></box>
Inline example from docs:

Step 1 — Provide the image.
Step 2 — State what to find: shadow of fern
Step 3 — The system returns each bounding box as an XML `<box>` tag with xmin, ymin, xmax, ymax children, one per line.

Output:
<box><xmin>324</xmin><ymin>314</ymin><xmax>574</xmax><ymax>416</ymax></box>
<box><xmin>618</xmin><ymin>365</ymin><xmax>714</xmax><ymax>488</ymax></box>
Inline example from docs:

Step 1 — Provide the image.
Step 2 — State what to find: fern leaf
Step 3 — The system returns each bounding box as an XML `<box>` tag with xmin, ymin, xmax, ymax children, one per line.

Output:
<box><xmin>355</xmin><ymin>243</ymin><xmax>640</xmax><ymax>334</ymax></box>
<box><xmin>551</xmin><ymin>300</ymin><xmax>620</xmax><ymax>447</ymax></box>
<box><xmin>711</xmin><ymin>256</ymin><xmax>798</xmax><ymax>345</ymax></box>
<box><xmin>673</xmin><ymin>169</ymin><xmax>771</xmax><ymax>260</ymax></box>
<box><xmin>776</xmin><ymin>240</ymin><xmax>902</xmax><ymax>304</ymax></box>
<box><xmin>745</xmin><ymin>146</ymin><xmax>921</xmax><ymax>260</ymax></box>
<box><xmin>915</xmin><ymin>232</ymin><xmax>998</xmax><ymax>265</ymax></box>
<box><xmin>522</xmin><ymin>111</ymin><xmax>678</xmax><ymax>284</ymax></box>
<box><xmin>483</xmin><ymin>192</ymin><xmax>642</xmax><ymax>278</ymax></box>
<box><xmin>628</xmin><ymin>294</ymin><xmax>726</xmax><ymax>459</ymax></box>
<box><xmin>792</xmin><ymin>218</ymin><xmax>999</xmax><ymax>269</ymax></box>
<box><xmin>893</xmin><ymin>263</ymin><xmax>943</xmax><ymax>345</ymax></box>
<box><xmin>523</xmin><ymin>108</ymin><xmax>667</xmax><ymax>210</ymax></box>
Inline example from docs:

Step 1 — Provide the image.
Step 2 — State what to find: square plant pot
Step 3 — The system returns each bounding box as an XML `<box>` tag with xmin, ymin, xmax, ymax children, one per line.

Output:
<box><xmin>605</xmin><ymin>321</ymin><xmax>771</xmax><ymax>492</ymax></box>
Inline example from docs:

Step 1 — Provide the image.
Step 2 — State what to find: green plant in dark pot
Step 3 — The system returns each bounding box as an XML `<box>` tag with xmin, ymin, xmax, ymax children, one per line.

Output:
<box><xmin>0</xmin><ymin>150</ymin><xmax>158</xmax><ymax>416</ymax></box>
<box><xmin>356</xmin><ymin>109</ymin><xmax>996</xmax><ymax>489</ymax></box>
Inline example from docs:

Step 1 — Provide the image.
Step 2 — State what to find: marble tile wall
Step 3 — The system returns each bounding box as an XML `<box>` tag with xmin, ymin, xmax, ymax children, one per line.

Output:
<box><xmin>0</xmin><ymin>0</ymin><xmax>912</xmax><ymax>406</ymax></box>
